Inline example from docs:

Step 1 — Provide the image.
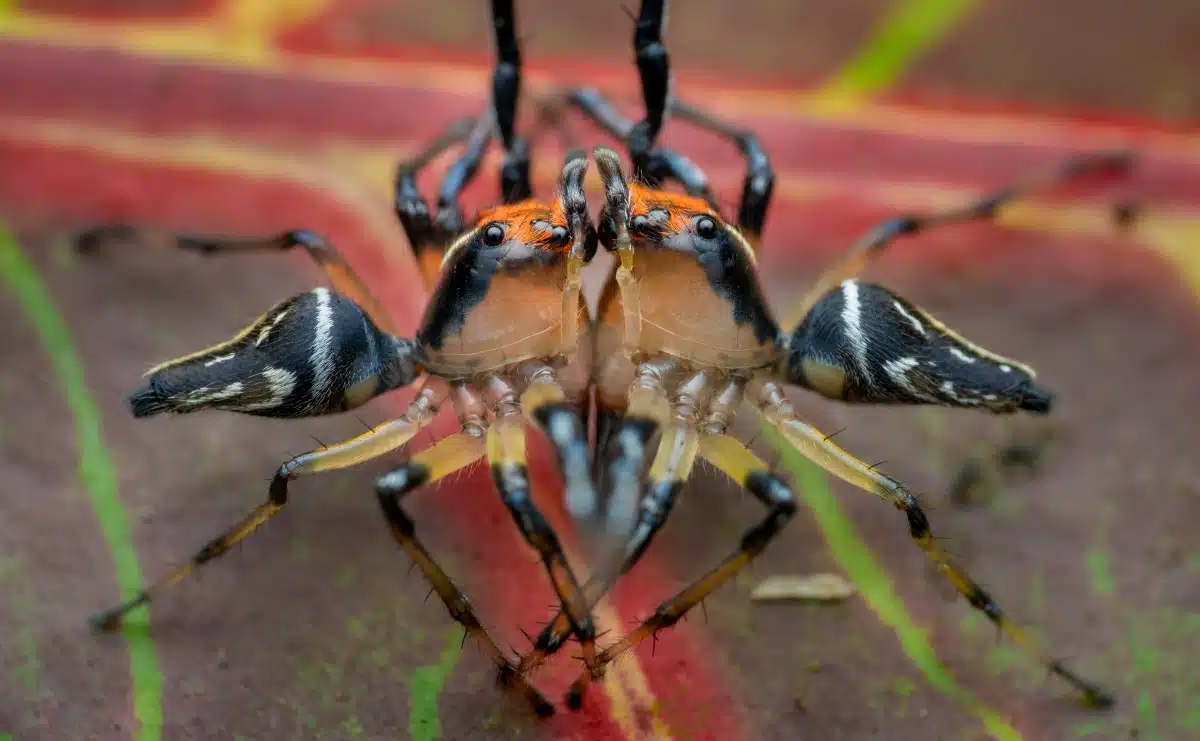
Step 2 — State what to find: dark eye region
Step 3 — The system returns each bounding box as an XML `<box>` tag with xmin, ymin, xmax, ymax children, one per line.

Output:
<box><xmin>694</xmin><ymin>215</ymin><xmax>718</xmax><ymax>239</ymax></box>
<box><xmin>550</xmin><ymin>225</ymin><xmax>570</xmax><ymax>247</ymax></box>
<box><xmin>483</xmin><ymin>223</ymin><xmax>506</xmax><ymax>246</ymax></box>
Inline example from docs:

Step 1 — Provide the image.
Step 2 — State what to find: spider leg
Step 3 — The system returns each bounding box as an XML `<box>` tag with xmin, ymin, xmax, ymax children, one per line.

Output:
<box><xmin>513</xmin><ymin>364</ymin><xmax>712</xmax><ymax>678</ymax></box>
<box><xmin>551</xmin><ymin>87</ymin><xmax>633</xmax><ymax>142</ymax></box>
<box><xmin>375</xmin><ymin>426</ymin><xmax>555</xmax><ymax>718</ymax></box>
<box><xmin>537</xmin><ymin>1</ymin><xmax>670</xmax><ymax>167</ymax></box>
<box><xmin>536</xmin><ymin>1</ymin><xmax>718</xmax><ymax>204</ymax></box>
<box><xmin>628</xmin><ymin>0</ymin><xmax>669</xmax><ymax>154</ymax></box>
<box><xmin>602</xmin><ymin>357</ymin><xmax>679</xmax><ymax>534</ymax></box>
<box><xmin>554</xmin><ymin>422</ymin><xmax>696</xmax><ymax>703</ymax></box>
<box><xmin>489</xmin><ymin>0</ymin><xmax>532</xmax><ymax>204</ymax></box>
<box><xmin>559</xmin><ymin>418</ymin><xmax>701</xmax><ymax>706</ymax></box>
<box><xmin>89</xmin><ymin>381</ymin><xmax>445</xmax><ymax>631</ymax></box>
<box><xmin>564</xmin><ymin>431</ymin><xmax>796</xmax><ymax>710</ymax></box>
<box><xmin>485</xmin><ymin>377</ymin><xmax>602</xmax><ymax>680</ymax></box>
<box><xmin>75</xmin><ymin>226</ymin><xmax>400</xmax><ymax>334</ymax></box>
<box><xmin>782</xmin><ymin>150</ymin><xmax>1134</xmax><ymax>327</ymax></box>
<box><xmin>393</xmin><ymin>116</ymin><xmax>478</xmax><ymax>287</ymax></box>
<box><xmin>511</xmin><ymin>417</ymin><xmax>674</xmax><ymax>676</ymax></box>
<box><xmin>392</xmin><ymin>0</ymin><xmax>534</xmax><ymax>287</ymax></box>
<box><xmin>432</xmin><ymin>0</ymin><xmax>532</xmax><ymax>227</ymax></box>
<box><xmin>537</xmin><ymin>87</ymin><xmax>714</xmax><ymax>202</ymax></box>
<box><xmin>749</xmin><ymin>374</ymin><xmax>1114</xmax><ymax>708</ymax></box>
<box><xmin>668</xmin><ymin>100</ymin><xmax>775</xmax><ymax>248</ymax></box>
<box><xmin>393</xmin><ymin>112</ymin><xmax>495</xmax><ymax>291</ymax></box>
<box><xmin>609</xmin><ymin>418</ymin><xmax>696</xmax><ymax>569</ymax></box>
<box><xmin>518</xmin><ymin>363</ymin><xmax>597</xmax><ymax>521</ymax></box>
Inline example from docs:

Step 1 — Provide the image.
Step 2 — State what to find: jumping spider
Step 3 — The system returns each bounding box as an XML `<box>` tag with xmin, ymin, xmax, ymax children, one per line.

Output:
<box><xmin>81</xmin><ymin>0</ymin><xmax>1128</xmax><ymax>720</ymax></box>
<box><xmin>498</xmin><ymin>0</ymin><xmax>1125</xmax><ymax>713</ymax></box>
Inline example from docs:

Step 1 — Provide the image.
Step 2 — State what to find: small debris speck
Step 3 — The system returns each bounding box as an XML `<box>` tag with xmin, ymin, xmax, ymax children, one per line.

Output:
<box><xmin>750</xmin><ymin>573</ymin><xmax>856</xmax><ymax>603</ymax></box>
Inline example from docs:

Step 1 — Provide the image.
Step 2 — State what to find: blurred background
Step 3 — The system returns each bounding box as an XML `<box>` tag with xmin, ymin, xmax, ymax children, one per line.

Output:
<box><xmin>0</xmin><ymin>2</ymin><xmax>1196</xmax><ymax>741</ymax></box>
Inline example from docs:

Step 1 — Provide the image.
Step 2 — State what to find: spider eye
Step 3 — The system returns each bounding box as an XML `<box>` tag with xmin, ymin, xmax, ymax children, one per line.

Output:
<box><xmin>550</xmin><ymin>225</ymin><xmax>570</xmax><ymax>246</ymax></box>
<box><xmin>694</xmin><ymin>216</ymin><xmax>718</xmax><ymax>239</ymax></box>
<box><xmin>630</xmin><ymin>214</ymin><xmax>649</xmax><ymax>232</ymax></box>
<box><xmin>482</xmin><ymin>223</ymin><xmax>506</xmax><ymax>246</ymax></box>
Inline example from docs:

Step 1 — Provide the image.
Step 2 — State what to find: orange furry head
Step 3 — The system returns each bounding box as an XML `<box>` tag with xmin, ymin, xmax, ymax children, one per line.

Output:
<box><xmin>466</xmin><ymin>155</ymin><xmax>596</xmax><ymax>259</ymax></box>
<box><xmin>627</xmin><ymin>183</ymin><xmax>720</xmax><ymax>234</ymax></box>
<box><xmin>473</xmin><ymin>200</ymin><xmax>568</xmax><ymax>252</ymax></box>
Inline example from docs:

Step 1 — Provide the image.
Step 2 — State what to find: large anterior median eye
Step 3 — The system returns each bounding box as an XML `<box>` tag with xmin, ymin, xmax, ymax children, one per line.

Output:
<box><xmin>550</xmin><ymin>225</ymin><xmax>569</xmax><ymax>247</ymax></box>
<box><xmin>483</xmin><ymin>223</ymin><xmax>506</xmax><ymax>246</ymax></box>
<box><xmin>786</xmin><ymin>279</ymin><xmax>1053</xmax><ymax>414</ymax></box>
<box><xmin>129</xmin><ymin>288</ymin><xmax>421</xmax><ymax>420</ymax></box>
<box><xmin>694</xmin><ymin>215</ymin><xmax>717</xmax><ymax>239</ymax></box>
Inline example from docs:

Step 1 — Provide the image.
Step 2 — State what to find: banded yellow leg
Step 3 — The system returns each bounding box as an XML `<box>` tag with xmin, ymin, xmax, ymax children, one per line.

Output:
<box><xmin>519</xmin><ymin>367</ymin><xmax>597</xmax><ymax>520</ymax></box>
<box><xmin>487</xmin><ymin>410</ymin><xmax>601</xmax><ymax>681</ymax></box>
<box><xmin>751</xmin><ymin>376</ymin><xmax>1113</xmax><ymax>707</ymax></box>
<box><xmin>514</xmin><ymin>416</ymin><xmax>699</xmax><ymax>678</ymax></box>
<box><xmin>564</xmin><ymin>432</ymin><xmax>796</xmax><ymax>709</ymax></box>
<box><xmin>374</xmin><ymin>429</ymin><xmax>556</xmax><ymax>717</ymax></box>
<box><xmin>90</xmin><ymin>386</ymin><xmax>442</xmax><ymax>631</ymax></box>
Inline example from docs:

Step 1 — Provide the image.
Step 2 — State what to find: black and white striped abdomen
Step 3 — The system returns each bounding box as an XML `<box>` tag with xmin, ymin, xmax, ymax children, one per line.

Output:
<box><xmin>130</xmin><ymin>288</ymin><xmax>420</xmax><ymax>419</ymax></box>
<box><xmin>786</xmin><ymin>279</ymin><xmax>1052</xmax><ymax>414</ymax></box>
